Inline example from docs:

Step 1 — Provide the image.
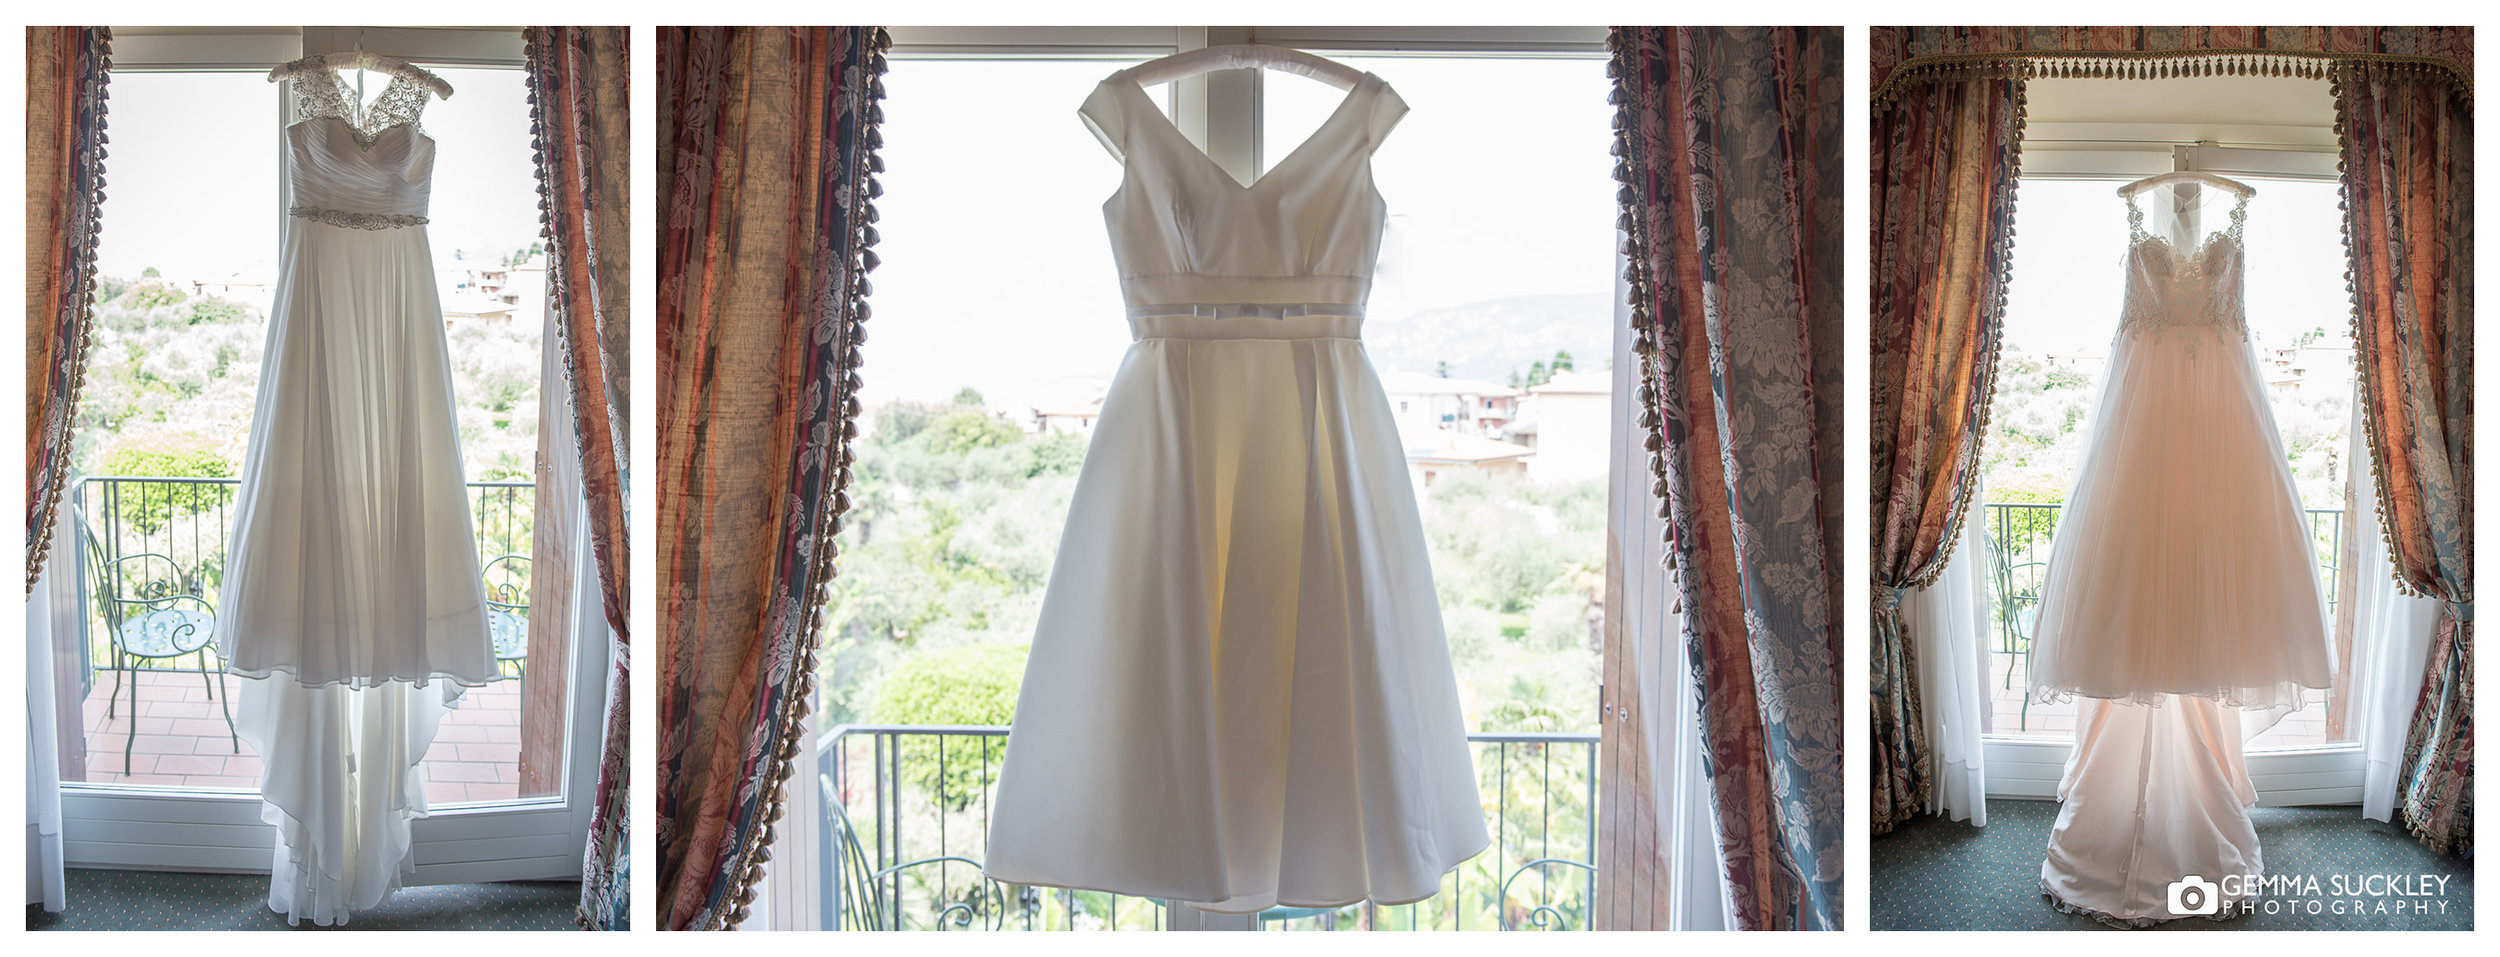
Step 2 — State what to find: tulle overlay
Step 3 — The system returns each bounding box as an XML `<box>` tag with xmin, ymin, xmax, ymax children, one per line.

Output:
<box><xmin>215</xmin><ymin>218</ymin><xmax>494</xmax><ymax>691</ymax></box>
<box><xmin>2025</xmin><ymin>231</ymin><xmax>2332</xmax><ymax>711</ymax></box>
<box><xmin>986</xmin><ymin>330</ymin><xmax>1490</xmax><ymax>912</ymax></box>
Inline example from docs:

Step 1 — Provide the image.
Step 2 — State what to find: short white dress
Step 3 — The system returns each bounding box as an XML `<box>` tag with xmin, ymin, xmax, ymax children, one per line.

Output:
<box><xmin>984</xmin><ymin>69</ymin><xmax>1490</xmax><ymax>913</ymax></box>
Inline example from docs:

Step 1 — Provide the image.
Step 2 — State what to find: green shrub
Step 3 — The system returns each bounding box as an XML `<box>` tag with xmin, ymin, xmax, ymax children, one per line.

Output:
<box><xmin>99</xmin><ymin>432</ymin><xmax>235</xmax><ymax>536</ymax></box>
<box><xmin>925</xmin><ymin>411</ymin><xmax>1021</xmax><ymax>456</ymax></box>
<box><xmin>869</xmin><ymin>643</ymin><xmax>1028</xmax><ymax>809</ymax></box>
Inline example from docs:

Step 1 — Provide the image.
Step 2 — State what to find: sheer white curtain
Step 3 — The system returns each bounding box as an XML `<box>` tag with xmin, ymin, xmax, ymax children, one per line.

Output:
<box><xmin>1903</xmin><ymin>509</ymin><xmax>1989</xmax><ymax>824</ymax></box>
<box><xmin>25</xmin><ymin>555</ymin><xmax>68</xmax><ymax>912</ymax></box>
<box><xmin>2341</xmin><ymin>404</ymin><xmax>2444</xmax><ymax>820</ymax></box>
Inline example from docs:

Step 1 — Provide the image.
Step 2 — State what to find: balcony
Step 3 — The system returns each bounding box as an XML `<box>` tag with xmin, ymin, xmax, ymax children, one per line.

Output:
<box><xmin>821</xmin><ymin>725</ymin><xmax>1598</xmax><ymax>931</ymax></box>
<box><xmin>54</xmin><ymin>475</ymin><xmax>542</xmax><ymax>799</ymax></box>
<box><xmin>1979</xmin><ymin>501</ymin><xmax>2346</xmax><ymax>746</ymax></box>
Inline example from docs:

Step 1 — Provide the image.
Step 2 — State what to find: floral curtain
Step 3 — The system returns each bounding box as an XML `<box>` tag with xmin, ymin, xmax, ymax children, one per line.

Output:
<box><xmin>1608</xmin><ymin>26</ymin><xmax>1843</xmax><ymax>931</ymax></box>
<box><xmin>656</xmin><ymin>26</ymin><xmax>888</xmax><ymax>931</ymax></box>
<box><xmin>523</xmin><ymin>25</ymin><xmax>633</xmax><ymax>929</ymax></box>
<box><xmin>2335</xmin><ymin>55</ymin><xmax>2473</xmax><ymax>856</ymax></box>
<box><xmin>24</xmin><ymin>26</ymin><xmax>110</xmax><ymax>594</ymax></box>
<box><xmin>1867</xmin><ymin>38</ymin><xmax>2024</xmax><ymax>836</ymax></box>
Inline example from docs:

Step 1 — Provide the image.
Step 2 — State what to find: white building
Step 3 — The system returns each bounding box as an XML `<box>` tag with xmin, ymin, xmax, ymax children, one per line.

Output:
<box><xmin>1374</xmin><ymin>369</ymin><xmax>1518</xmax><ymax>449</ymax></box>
<box><xmin>1407</xmin><ymin>429</ymin><xmax>1535</xmax><ymax>489</ymax></box>
<box><xmin>1509</xmin><ymin>368</ymin><xmax>1613</xmax><ymax>483</ymax></box>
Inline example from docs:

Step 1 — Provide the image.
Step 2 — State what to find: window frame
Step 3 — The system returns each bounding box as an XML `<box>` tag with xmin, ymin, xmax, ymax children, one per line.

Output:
<box><xmin>55</xmin><ymin>25</ymin><xmax>604</xmax><ymax>885</ymax></box>
<box><xmin>1978</xmin><ymin>80</ymin><xmax>2365</xmax><ymax>806</ymax></box>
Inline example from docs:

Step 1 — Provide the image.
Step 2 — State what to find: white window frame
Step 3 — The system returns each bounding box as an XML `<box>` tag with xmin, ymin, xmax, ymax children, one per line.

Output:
<box><xmin>1982</xmin><ymin>91</ymin><xmax>2362</xmax><ymax>807</ymax></box>
<box><xmin>58</xmin><ymin>25</ymin><xmax>606</xmax><ymax>884</ymax></box>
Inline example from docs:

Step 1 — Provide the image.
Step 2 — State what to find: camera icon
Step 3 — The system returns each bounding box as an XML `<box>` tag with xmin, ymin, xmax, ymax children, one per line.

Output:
<box><xmin>2168</xmin><ymin>875</ymin><xmax>2221</xmax><ymax>915</ymax></box>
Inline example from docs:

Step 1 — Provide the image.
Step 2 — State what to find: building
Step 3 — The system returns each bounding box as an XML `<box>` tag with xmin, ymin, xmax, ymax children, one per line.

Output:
<box><xmin>1374</xmin><ymin>369</ymin><xmax>1518</xmax><ymax>448</ymax></box>
<box><xmin>1407</xmin><ymin>429</ymin><xmax>1535</xmax><ymax>488</ymax></box>
<box><xmin>1031</xmin><ymin>395</ymin><xmax>1105</xmax><ymax>436</ymax></box>
<box><xmin>1509</xmin><ymin>368</ymin><xmax>1613</xmax><ymax>483</ymax></box>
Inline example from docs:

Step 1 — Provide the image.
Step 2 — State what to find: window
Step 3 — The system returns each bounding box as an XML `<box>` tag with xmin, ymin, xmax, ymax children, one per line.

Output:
<box><xmin>1982</xmin><ymin>75</ymin><xmax>2362</xmax><ymax>764</ymax></box>
<box><xmin>43</xmin><ymin>25</ymin><xmax>601</xmax><ymax>884</ymax></box>
<box><xmin>814</xmin><ymin>27</ymin><xmax>1620</xmax><ymax>932</ymax></box>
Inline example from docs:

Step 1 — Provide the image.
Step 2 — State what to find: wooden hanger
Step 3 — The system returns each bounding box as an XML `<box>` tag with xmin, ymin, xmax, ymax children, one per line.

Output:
<box><xmin>267</xmin><ymin>47</ymin><xmax>454</xmax><ymax>99</ymax></box>
<box><xmin>1116</xmin><ymin>43</ymin><xmax>1363</xmax><ymax>91</ymax></box>
<box><xmin>2116</xmin><ymin>170</ymin><xmax>2253</xmax><ymax>200</ymax></box>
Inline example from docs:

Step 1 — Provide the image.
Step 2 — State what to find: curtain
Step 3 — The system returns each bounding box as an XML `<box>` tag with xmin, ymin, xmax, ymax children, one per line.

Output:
<box><xmin>25</xmin><ymin>549</ymin><xmax>65</xmax><ymax>911</ymax></box>
<box><xmin>522</xmin><ymin>24</ymin><xmax>634</xmax><ymax>929</ymax></box>
<box><xmin>1902</xmin><ymin>512</ymin><xmax>1989</xmax><ymax>825</ymax></box>
<box><xmin>1608</xmin><ymin>26</ymin><xmax>1843</xmax><ymax>931</ymax></box>
<box><xmin>2337</xmin><ymin>55</ymin><xmax>2473</xmax><ymax>856</ymax></box>
<box><xmin>656</xmin><ymin>26</ymin><xmax>889</xmax><ymax>931</ymax></box>
<box><xmin>1867</xmin><ymin>34</ymin><xmax>2024</xmax><ymax>836</ymax></box>
<box><xmin>2343</xmin><ymin>402</ymin><xmax>2448</xmax><ymax>821</ymax></box>
<box><xmin>24</xmin><ymin>26</ymin><xmax>110</xmax><ymax>593</ymax></box>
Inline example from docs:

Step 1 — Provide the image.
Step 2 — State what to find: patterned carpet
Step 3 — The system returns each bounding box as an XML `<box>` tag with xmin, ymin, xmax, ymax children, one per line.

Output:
<box><xmin>26</xmin><ymin>869</ymin><xmax>588</xmax><ymax>931</ymax></box>
<box><xmin>1874</xmin><ymin>799</ymin><xmax>2473</xmax><ymax>931</ymax></box>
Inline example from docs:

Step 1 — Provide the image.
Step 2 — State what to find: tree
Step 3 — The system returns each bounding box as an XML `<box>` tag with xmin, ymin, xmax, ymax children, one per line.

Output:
<box><xmin>871</xmin><ymin>643</ymin><xmax>1029</xmax><ymax>808</ymax></box>
<box><xmin>951</xmin><ymin>386</ymin><xmax>986</xmax><ymax>408</ymax></box>
<box><xmin>1527</xmin><ymin>360</ymin><xmax>1551</xmax><ymax>388</ymax></box>
<box><xmin>1551</xmin><ymin>349</ymin><xmax>1574</xmax><ymax>372</ymax></box>
<box><xmin>928</xmin><ymin>410</ymin><xmax>1020</xmax><ymax>455</ymax></box>
<box><xmin>1436</xmin><ymin>360</ymin><xmax>1451</xmax><ymax>378</ymax></box>
<box><xmin>99</xmin><ymin>432</ymin><xmax>235</xmax><ymax>536</ymax></box>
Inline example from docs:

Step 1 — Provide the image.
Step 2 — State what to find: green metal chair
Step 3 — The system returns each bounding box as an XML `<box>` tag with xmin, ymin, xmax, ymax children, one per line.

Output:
<box><xmin>81</xmin><ymin>516</ymin><xmax>236</xmax><ymax>774</ymax></box>
<box><xmin>483</xmin><ymin>554</ymin><xmax>531</xmax><ymax>677</ymax></box>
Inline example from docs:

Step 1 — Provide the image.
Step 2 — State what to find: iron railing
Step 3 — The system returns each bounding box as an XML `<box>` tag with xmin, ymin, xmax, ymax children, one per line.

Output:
<box><xmin>66</xmin><ymin>475</ymin><xmax>533</xmax><ymax>680</ymax></box>
<box><xmin>1980</xmin><ymin>501</ymin><xmax>2344</xmax><ymax>731</ymax></box>
<box><xmin>820</xmin><ymin>724</ymin><xmax>1599</xmax><ymax>932</ymax></box>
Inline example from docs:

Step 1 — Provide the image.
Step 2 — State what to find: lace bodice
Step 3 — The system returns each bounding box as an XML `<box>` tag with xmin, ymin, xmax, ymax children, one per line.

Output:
<box><xmin>284</xmin><ymin>55</ymin><xmax>438</xmax><ymax>228</ymax></box>
<box><xmin>287</xmin><ymin>54</ymin><xmax>437</xmax><ymax>145</ymax></box>
<box><xmin>2115</xmin><ymin>190</ymin><xmax>2249</xmax><ymax>344</ymax></box>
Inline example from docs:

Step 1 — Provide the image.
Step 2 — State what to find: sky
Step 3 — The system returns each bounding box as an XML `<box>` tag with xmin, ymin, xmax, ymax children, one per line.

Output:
<box><xmin>2001</xmin><ymin>177</ymin><xmax>2353</xmax><ymax>358</ymax></box>
<box><xmin>91</xmin><ymin>66</ymin><xmax>542</xmax><ymax>311</ymax></box>
<box><xmin>862</xmin><ymin>55</ymin><xmax>1619</xmax><ymax>414</ymax></box>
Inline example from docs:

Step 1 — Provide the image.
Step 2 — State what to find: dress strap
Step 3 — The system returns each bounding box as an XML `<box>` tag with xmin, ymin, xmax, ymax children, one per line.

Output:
<box><xmin>2224</xmin><ymin>190</ymin><xmax>2251</xmax><ymax>240</ymax></box>
<box><xmin>2123</xmin><ymin>192</ymin><xmax>2149</xmax><ymax>242</ymax></box>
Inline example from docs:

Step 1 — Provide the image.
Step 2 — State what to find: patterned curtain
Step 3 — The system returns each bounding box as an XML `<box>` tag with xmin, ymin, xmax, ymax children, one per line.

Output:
<box><xmin>2335</xmin><ymin>56</ymin><xmax>2473</xmax><ymax>856</ymax></box>
<box><xmin>656</xmin><ymin>26</ymin><xmax>889</xmax><ymax>931</ymax></box>
<box><xmin>1608</xmin><ymin>26</ymin><xmax>1843</xmax><ymax>931</ymax></box>
<box><xmin>1866</xmin><ymin>40</ymin><xmax>2024</xmax><ymax>836</ymax></box>
<box><xmin>24</xmin><ymin>26</ymin><xmax>110</xmax><ymax>594</ymax></box>
<box><xmin>523</xmin><ymin>25</ymin><xmax>633</xmax><ymax>929</ymax></box>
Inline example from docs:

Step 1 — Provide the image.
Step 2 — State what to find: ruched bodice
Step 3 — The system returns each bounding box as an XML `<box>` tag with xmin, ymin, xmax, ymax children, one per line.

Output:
<box><xmin>284</xmin><ymin>57</ymin><xmax>438</xmax><ymax>227</ymax></box>
<box><xmin>1080</xmin><ymin>70</ymin><xmax>1406</xmax><ymax>320</ymax></box>
<box><xmin>2115</xmin><ymin>193</ymin><xmax>2248</xmax><ymax>343</ymax></box>
<box><xmin>288</xmin><ymin>118</ymin><xmax>435</xmax><ymax>224</ymax></box>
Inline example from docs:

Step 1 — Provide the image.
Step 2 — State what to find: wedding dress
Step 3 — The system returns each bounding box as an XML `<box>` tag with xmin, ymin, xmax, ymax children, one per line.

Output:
<box><xmin>2027</xmin><ymin>183</ymin><xmax>2332</xmax><ymax>926</ymax></box>
<box><xmin>212</xmin><ymin>55</ymin><xmax>493</xmax><ymax>925</ymax></box>
<box><xmin>984</xmin><ymin>67</ymin><xmax>1490</xmax><ymax>913</ymax></box>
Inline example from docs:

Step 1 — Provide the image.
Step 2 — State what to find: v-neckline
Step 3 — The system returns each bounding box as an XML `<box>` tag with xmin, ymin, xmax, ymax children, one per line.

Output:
<box><xmin>1116</xmin><ymin>70</ymin><xmax>1375</xmax><ymax>194</ymax></box>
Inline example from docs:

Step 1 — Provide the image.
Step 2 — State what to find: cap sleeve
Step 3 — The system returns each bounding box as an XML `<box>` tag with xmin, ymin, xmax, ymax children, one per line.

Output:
<box><xmin>1078</xmin><ymin>80</ymin><xmax>1128</xmax><ymax>163</ymax></box>
<box><xmin>1366</xmin><ymin>81</ymin><xmax>1409</xmax><ymax>151</ymax></box>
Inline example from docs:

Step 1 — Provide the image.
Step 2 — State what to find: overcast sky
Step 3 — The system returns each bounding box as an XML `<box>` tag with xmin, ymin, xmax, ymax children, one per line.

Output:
<box><xmin>93</xmin><ymin>66</ymin><xmax>540</xmax><ymax>309</ymax></box>
<box><xmin>863</xmin><ymin>55</ymin><xmax>1618</xmax><ymax>413</ymax></box>
<box><xmin>2001</xmin><ymin>177</ymin><xmax>2351</xmax><ymax>357</ymax></box>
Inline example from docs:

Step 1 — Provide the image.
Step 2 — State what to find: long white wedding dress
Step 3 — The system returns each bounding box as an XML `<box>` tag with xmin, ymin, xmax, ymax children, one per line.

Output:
<box><xmin>2026</xmin><ymin>186</ymin><xmax>2333</xmax><ymax>926</ymax></box>
<box><xmin>984</xmin><ymin>68</ymin><xmax>1490</xmax><ymax>913</ymax></box>
<box><xmin>212</xmin><ymin>56</ymin><xmax>494</xmax><ymax>926</ymax></box>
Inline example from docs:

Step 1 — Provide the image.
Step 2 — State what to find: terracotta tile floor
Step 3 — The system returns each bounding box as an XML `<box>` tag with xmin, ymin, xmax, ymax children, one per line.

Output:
<box><xmin>76</xmin><ymin>667</ymin><xmax>528</xmax><ymax>803</ymax></box>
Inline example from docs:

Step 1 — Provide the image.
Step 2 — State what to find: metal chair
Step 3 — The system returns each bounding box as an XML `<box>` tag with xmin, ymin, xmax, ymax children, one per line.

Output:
<box><xmin>82</xmin><ymin>522</ymin><xmax>236</xmax><ymax>774</ymax></box>
<box><xmin>825</xmin><ymin>778</ymin><xmax>1010</xmax><ymax>930</ymax></box>
<box><xmin>483</xmin><ymin>554</ymin><xmax>531</xmax><ymax>677</ymax></box>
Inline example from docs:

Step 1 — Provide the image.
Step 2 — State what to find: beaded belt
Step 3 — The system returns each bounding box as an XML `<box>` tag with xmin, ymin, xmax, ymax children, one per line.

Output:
<box><xmin>290</xmin><ymin>205</ymin><xmax>428</xmax><ymax>230</ymax></box>
<box><xmin>1126</xmin><ymin>301</ymin><xmax>1363</xmax><ymax>322</ymax></box>
<box><xmin>1127</xmin><ymin>302</ymin><xmax>1365</xmax><ymax>341</ymax></box>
